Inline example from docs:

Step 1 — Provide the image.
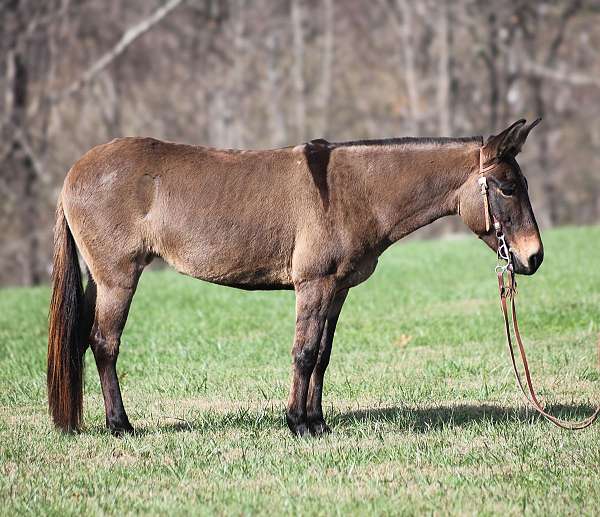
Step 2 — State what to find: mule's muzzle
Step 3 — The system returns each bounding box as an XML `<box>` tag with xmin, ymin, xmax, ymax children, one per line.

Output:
<box><xmin>513</xmin><ymin>248</ymin><xmax>544</xmax><ymax>275</ymax></box>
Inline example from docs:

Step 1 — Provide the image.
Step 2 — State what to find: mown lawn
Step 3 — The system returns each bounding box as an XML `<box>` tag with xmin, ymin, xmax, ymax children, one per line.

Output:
<box><xmin>1</xmin><ymin>226</ymin><xmax>599</xmax><ymax>515</ymax></box>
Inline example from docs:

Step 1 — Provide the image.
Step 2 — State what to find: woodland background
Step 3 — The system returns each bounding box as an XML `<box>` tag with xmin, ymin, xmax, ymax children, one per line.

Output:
<box><xmin>1</xmin><ymin>0</ymin><xmax>599</xmax><ymax>286</ymax></box>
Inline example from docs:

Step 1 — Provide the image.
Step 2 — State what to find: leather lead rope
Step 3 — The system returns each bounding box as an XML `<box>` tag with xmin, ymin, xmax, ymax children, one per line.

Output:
<box><xmin>480</xmin><ymin>148</ymin><xmax>600</xmax><ymax>429</ymax></box>
<box><xmin>497</xmin><ymin>269</ymin><xmax>600</xmax><ymax>429</ymax></box>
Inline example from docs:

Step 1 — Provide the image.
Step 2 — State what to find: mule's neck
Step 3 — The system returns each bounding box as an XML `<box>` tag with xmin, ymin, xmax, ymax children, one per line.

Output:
<box><xmin>344</xmin><ymin>140</ymin><xmax>482</xmax><ymax>246</ymax></box>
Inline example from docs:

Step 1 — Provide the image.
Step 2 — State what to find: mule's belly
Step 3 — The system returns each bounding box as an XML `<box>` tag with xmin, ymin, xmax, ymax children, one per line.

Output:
<box><xmin>151</xmin><ymin>208</ymin><xmax>295</xmax><ymax>290</ymax></box>
<box><xmin>168</xmin><ymin>245</ymin><xmax>294</xmax><ymax>290</ymax></box>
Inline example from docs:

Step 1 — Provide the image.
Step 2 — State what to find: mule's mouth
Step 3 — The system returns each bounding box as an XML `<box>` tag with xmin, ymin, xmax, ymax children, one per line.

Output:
<box><xmin>479</xmin><ymin>233</ymin><xmax>544</xmax><ymax>275</ymax></box>
<box><xmin>511</xmin><ymin>249</ymin><xmax>543</xmax><ymax>275</ymax></box>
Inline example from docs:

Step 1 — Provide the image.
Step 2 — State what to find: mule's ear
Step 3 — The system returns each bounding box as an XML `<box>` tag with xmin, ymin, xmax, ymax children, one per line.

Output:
<box><xmin>484</xmin><ymin>119</ymin><xmax>526</xmax><ymax>159</ymax></box>
<box><xmin>513</xmin><ymin>117</ymin><xmax>542</xmax><ymax>153</ymax></box>
<box><xmin>484</xmin><ymin>118</ymin><xmax>541</xmax><ymax>159</ymax></box>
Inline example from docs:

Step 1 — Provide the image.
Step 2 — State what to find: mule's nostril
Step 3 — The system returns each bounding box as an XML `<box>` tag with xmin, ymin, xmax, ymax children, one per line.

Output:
<box><xmin>528</xmin><ymin>250</ymin><xmax>543</xmax><ymax>272</ymax></box>
<box><xmin>529</xmin><ymin>255</ymin><xmax>537</xmax><ymax>271</ymax></box>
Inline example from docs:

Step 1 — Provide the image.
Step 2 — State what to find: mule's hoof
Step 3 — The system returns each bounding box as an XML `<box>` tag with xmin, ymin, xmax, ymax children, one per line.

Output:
<box><xmin>309</xmin><ymin>419</ymin><xmax>331</xmax><ymax>436</ymax></box>
<box><xmin>286</xmin><ymin>413</ymin><xmax>311</xmax><ymax>437</ymax></box>
<box><xmin>290</xmin><ymin>422</ymin><xmax>311</xmax><ymax>437</ymax></box>
<box><xmin>108</xmin><ymin>420</ymin><xmax>134</xmax><ymax>437</ymax></box>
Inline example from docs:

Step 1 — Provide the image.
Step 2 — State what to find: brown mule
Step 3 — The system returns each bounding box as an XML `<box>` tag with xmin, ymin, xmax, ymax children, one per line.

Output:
<box><xmin>47</xmin><ymin>119</ymin><xmax>543</xmax><ymax>436</ymax></box>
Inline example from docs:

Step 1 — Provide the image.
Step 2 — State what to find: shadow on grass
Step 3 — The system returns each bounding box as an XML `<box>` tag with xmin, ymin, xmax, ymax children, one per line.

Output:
<box><xmin>124</xmin><ymin>402</ymin><xmax>598</xmax><ymax>436</ymax></box>
<box><xmin>128</xmin><ymin>407</ymin><xmax>285</xmax><ymax>436</ymax></box>
<box><xmin>333</xmin><ymin>403</ymin><xmax>598</xmax><ymax>432</ymax></box>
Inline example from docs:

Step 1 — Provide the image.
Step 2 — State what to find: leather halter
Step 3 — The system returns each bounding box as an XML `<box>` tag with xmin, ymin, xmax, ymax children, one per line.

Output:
<box><xmin>479</xmin><ymin>148</ymin><xmax>600</xmax><ymax>429</ymax></box>
<box><xmin>478</xmin><ymin>151</ymin><xmax>496</xmax><ymax>233</ymax></box>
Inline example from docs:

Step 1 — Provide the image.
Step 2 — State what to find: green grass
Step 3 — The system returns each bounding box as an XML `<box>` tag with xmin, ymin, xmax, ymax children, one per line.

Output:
<box><xmin>1</xmin><ymin>226</ymin><xmax>599</xmax><ymax>516</ymax></box>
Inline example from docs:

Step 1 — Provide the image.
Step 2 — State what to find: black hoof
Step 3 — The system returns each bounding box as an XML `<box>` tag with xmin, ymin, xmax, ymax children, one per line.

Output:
<box><xmin>308</xmin><ymin>419</ymin><xmax>331</xmax><ymax>436</ymax></box>
<box><xmin>108</xmin><ymin>419</ymin><xmax>134</xmax><ymax>437</ymax></box>
<box><xmin>286</xmin><ymin>413</ymin><xmax>311</xmax><ymax>437</ymax></box>
<box><xmin>292</xmin><ymin>422</ymin><xmax>311</xmax><ymax>437</ymax></box>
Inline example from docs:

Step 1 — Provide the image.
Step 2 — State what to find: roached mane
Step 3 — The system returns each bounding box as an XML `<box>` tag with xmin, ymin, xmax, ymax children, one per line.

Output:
<box><xmin>331</xmin><ymin>136</ymin><xmax>483</xmax><ymax>147</ymax></box>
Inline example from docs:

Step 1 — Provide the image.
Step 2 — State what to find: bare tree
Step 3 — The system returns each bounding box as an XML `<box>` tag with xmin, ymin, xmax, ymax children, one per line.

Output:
<box><xmin>389</xmin><ymin>0</ymin><xmax>422</xmax><ymax>135</ymax></box>
<box><xmin>1</xmin><ymin>0</ymin><xmax>600</xmax><ymax>285</ymax></box>
<box><xmin>54</xmin><ymin>0</ymin><xmax>183</xmax><ymax>103</ymax></box>
<box><xmin>315</xmin><ymin>0</ymin><xmax>335</xmax><ymax>137</ymax></box>
<box><xmin>436</xmin><ymin>0</ymin><xmax>452</xmax><ymax>135</ymax></box>
<box><xmin>291</xmin><ymin>0</ymin><xmax>307</xmax><ymax>141</ymax></box>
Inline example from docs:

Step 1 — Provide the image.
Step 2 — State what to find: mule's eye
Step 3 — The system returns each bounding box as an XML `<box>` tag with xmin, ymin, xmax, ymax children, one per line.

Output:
<box><xmin>500</xmin><ymin>184</ymin><xmax>516</xmax><ymax>197</ymax></box>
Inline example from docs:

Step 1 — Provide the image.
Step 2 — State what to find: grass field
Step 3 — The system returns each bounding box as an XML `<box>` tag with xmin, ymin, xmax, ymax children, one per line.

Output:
<box><xmin>1</xmin><ymin>226</ymin><xmax>599</xmax><ymax>515</ymax></box>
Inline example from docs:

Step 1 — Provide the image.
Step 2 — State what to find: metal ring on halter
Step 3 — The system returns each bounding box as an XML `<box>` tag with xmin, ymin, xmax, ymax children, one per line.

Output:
<box><xmin>497</xmin><ymin>235</ymin><xmax>511</xmax><ymax>262</ymax></box>
<box><xmin>494</xmin><ymin>222</ymin><xmax>513</xmax><ymax>273</ymax></box>
<box><xmin>495</xmin><ymin>262</ymin><xmax>511</xmax><ymax>274</ymax></box>
<box><xmin>477</xmin><ymin>176</ymin><xmax>488</xmax><ymax>191</ymax></box>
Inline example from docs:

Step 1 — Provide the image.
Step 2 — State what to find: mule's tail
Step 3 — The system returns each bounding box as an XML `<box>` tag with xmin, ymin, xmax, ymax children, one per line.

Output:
<box><xmin>47</xmin><ymin>200</ymin><xmax>85</xmax><ymax>432</ymax></box>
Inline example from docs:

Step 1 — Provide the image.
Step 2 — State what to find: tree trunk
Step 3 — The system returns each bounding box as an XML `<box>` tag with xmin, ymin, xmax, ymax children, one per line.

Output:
<box><xmin>486</xmin><ymin>11</ymin><xmax>499</xmax><ymax>130</ymax></box>
<box><xmin>265</xmin><ymin>31</ymin><xmax>288</xmax><ymax>146</ymax></box>
<box><xmin>7</xmin><ymin>48</ymin><xmax>43</xmax><ymax>284</ymax></box>
<box><xmin>291</xmin><ymin>0</ymin><xmax>306</xmax><ymax>141</ymax></box>
<box><xmin>396</xmin><ymin>0</ymin><xmax>421</xmax><ymax>135</ymax></box>
<box><xmin>436</xmin><ymin>0</ymin><xmax>451</xmax><ymax>136</ymax></box>
<box><xmin>315</xmin><ymin>0</ymin><xmax>334</xmax><ymax>137</ymax></box>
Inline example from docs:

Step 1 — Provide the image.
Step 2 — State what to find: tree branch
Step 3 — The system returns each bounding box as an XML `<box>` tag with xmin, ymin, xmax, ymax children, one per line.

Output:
<box><xmin>52</xmin><ymin>0</ymin><xmax>183</xmax><ymax>103</ymax></box>
<box><xmin>545</xmin><ymin>0</ymin><xmax>582</xmax><ymax>66</ymax></box>
<box><xmin>14</xmin><ymin>127</ymin><xmax>49</xmax><ymax>183</ymax></box>
<box><xmin>524</xmin><ymin>61</ymin><xmax>600</xmax><ymax>88</ymax></box>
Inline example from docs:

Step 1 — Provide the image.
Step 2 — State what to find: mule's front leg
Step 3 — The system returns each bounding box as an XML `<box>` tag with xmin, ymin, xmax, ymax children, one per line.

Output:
<box><xmin>307</xmin><ymin>288</ymin><xmax>348</xmax><ymax>435</ymax></box>
<box><xmin>286</xmin><ymin>279</ymin><xmax>336</xmax><ymax>437</ymax></box>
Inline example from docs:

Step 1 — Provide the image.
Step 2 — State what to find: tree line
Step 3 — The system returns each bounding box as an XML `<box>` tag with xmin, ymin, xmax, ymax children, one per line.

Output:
<box><xmin>1</xmin><ymin>0</ymin><xmax>599</xmax><ymax>286</ymax></box>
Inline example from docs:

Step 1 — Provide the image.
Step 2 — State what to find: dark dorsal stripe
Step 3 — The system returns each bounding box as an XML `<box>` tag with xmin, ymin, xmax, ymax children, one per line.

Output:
<box><xmin>304</xmin><ymin>139</ymin><xmax>333</xmax><ymax>210</ymax></box>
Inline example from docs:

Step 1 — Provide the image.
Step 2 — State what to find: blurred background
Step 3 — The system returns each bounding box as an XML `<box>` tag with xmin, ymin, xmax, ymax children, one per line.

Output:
<box><xmin>1</xmin><ymin>0</ymin><xmax>599</xmax><ymax>287</ymax></box>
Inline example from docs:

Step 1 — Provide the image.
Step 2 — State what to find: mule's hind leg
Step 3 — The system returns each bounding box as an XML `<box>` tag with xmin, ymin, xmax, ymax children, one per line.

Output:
<box><xmin>90</xmin><ymin>279</ymin><xmax>139</xmax><ymax>435</ymax></box>
<box><xmin>306</xmin><ymin>288</ymin><xmax>348</xmax><ymax>435</ymax></box>
<box><xmin>286</xmin><ymin>278</ymin><xmax>337</xmax><ymax>437</ymax></box>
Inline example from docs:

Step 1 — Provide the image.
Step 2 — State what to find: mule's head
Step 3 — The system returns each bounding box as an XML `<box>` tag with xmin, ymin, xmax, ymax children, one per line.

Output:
<box><xmin>459</xmin><ymin>119</ymin><xmax>544</xmax><ymax>275</ymax></box>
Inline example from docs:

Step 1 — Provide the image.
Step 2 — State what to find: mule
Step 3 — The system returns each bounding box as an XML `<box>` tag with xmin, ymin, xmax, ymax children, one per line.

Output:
<box><xmin>47</xmin><ymin>118</ymin><xmax>543</xmax><ymax>436</ymax></box>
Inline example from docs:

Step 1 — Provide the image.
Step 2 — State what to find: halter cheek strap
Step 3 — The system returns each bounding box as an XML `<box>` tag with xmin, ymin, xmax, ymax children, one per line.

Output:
<box><xmin>478</xmin><ymin>148</ymin><xmax>496</xmax><ymax>233</ymax></box>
